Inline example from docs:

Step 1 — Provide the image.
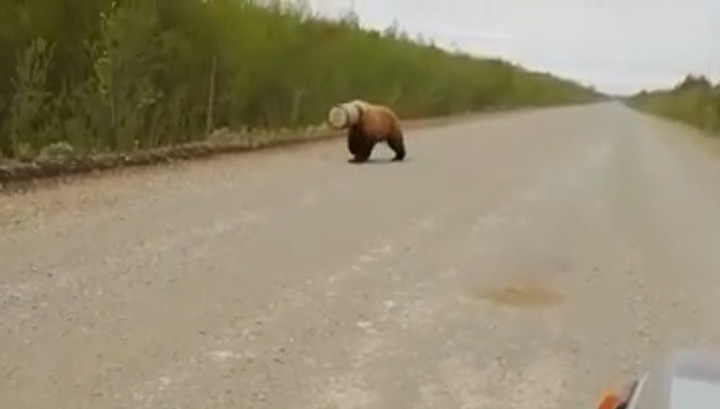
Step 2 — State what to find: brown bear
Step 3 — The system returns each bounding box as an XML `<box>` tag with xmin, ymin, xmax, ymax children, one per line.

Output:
<box><xmin>327</xmin><ymin>99</ymin><xmax>406</xmax><ymax>163</ymax></box>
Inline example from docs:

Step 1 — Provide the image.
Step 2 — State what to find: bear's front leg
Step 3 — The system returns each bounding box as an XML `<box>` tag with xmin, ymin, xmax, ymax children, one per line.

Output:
<box><xmin>351</xmin><ymin>139</ymin><xmax>375</xmax><ymax>163</ymax></box>
<box><xmin>347</xmin><ymin>126</ymin><xmax>364</xmax><ymax>156</ymax></box>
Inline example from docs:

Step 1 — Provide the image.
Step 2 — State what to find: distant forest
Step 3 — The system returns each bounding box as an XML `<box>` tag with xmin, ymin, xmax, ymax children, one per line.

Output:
<box><xmin>627</xmin><ymin>74</ymin><xmax>720</xmax><ymax>136</ymax></box>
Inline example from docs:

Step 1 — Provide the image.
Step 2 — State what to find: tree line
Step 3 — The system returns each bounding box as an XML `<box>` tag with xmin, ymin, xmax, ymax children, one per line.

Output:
<box><xmin>626</xmin><ymin>74</ymin><xmax>720</xmax><ymax>136</ymax></box>
<box><xmin>0</xmin><ymin>0</ymin><xmax>602</xmax><ymax>161</ymax></box>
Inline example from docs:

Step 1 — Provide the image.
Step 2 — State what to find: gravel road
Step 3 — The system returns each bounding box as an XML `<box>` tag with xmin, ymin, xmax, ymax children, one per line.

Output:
<box><xmin>2</xmin><ymin>102</ymin><xmax>720</xmax><ymax>409</ymax></box>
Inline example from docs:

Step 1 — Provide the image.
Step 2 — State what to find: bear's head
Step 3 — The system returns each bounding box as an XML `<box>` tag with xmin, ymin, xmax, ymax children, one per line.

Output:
<box><xmin>326</xmin><ymin>100</ymin><xmax>367</xmax><ymax>130</ymax></box>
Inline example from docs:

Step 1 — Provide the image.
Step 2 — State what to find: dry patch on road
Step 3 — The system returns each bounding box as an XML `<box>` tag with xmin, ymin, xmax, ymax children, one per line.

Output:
<box><xmin>456</xmin><ymin>255</ymin><xmax>573</xmax><ymax>310</ymax></box>
<box><xmin>469</xmin><ymin>282</ymin><xmax>565</xmax><ymax>309</ymax></box>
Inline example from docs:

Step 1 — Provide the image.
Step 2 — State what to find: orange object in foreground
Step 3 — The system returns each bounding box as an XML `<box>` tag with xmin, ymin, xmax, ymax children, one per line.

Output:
<box><xmin>592</xmin><ymin>348</ymin><xmax>720</xmax><ymax>409</ymax></box>
<box><xmin>597</xmin><ymin>391</ymin><xmax>622</xmax><ymax>409</ymax></box>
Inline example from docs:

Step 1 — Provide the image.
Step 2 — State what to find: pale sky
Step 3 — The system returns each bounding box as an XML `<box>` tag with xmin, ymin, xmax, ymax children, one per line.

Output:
<box><xmin>306</xmin><ymin>0</ymin><xmax>719</xmax><ymax>95</ymax></box>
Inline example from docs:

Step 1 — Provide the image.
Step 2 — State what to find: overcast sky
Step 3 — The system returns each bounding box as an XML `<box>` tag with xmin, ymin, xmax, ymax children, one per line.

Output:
<box><xmin>306</xmin><ymin>0</ymin><xmax>718</xmax><ymax>95</ymax></box>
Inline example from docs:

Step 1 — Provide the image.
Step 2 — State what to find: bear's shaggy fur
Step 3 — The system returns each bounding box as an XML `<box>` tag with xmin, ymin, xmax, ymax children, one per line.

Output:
<box><xmin>327</xmin><ymin>100</ymin><xmax>406</xmax><ymax>163</ymax></box>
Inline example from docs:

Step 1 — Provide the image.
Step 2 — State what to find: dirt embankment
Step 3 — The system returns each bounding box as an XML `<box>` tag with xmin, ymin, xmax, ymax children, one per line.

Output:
<box><xmin>0</xmin><ymin>111</ymin><xmax>490</xmax><ymax>191</ymax></box>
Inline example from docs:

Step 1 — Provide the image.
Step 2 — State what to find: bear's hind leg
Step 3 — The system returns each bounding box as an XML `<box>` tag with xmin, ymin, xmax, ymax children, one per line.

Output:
<box><xmin>386</xmin><ymin>132</ymin><xmax>406</xmax><ymax>161</ymax></box>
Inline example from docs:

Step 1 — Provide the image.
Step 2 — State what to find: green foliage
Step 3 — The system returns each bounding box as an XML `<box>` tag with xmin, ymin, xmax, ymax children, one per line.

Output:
<box><xmin>0</xmin><ymin>0</ymin><xmax>601</xmax><ymax>160</ymax></box>
<box><xmin>626</xmin><ymin>74</ymin><xmax>720</xmax><ymax>136</ymax></box>
<box><xmin>6</xmin><ymin>37</ymin><xmax>55</xmax><ymax>159</ymax></box>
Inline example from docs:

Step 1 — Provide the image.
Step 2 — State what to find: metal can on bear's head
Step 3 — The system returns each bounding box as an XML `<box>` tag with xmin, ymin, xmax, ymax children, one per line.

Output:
<box><xmin>327</xmin><ymin>101</ymin><xmax>363</xmax><ymax>130</ymax></box>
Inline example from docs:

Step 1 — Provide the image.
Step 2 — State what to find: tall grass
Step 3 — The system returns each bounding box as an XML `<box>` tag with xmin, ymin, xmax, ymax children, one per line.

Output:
<box><xmin>626</xmin><ymin>75</ymin><xmax>720</xmax><ymax>136</ymax></box>
<box><xmin>0</xmin><ymin>0</ymin><xmax>601</xmax><ymax>161</ymax></box>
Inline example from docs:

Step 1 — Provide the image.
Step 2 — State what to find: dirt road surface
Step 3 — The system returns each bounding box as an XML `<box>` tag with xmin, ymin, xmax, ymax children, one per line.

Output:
<box><xmin>2</xmin><ymin>102</ymin><xmax>720</xmax><ymax>409</ymax></box>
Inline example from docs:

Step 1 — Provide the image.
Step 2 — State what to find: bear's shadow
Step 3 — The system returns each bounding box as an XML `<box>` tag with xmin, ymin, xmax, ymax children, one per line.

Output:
<box><xmin>347</xmin><ymin>157</ymin><xmax>410</xmax><ymax>165</ymax></box>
